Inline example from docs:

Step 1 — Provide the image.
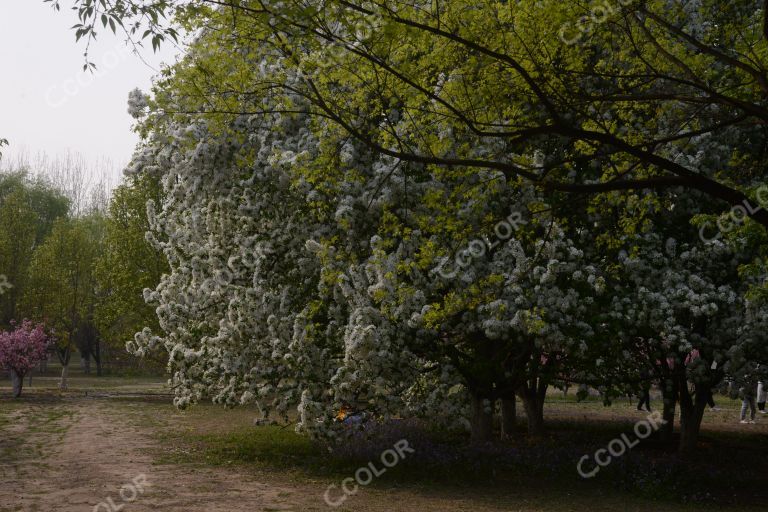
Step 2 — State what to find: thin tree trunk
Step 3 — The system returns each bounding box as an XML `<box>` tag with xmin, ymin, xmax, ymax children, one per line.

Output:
<box><xmin>59</xmin><ymin>364</ymin><xmax>69</xmax><ymax>391</ymax></box>
<box><xmin>94</xmin><ymin>341</ymin><xmax>102</xmax><ymax>377</ymax></box>
<box><xmin>58</xmin><ymin>344</ymin><xmax>71</xmax><ymax>391</ymax></box>
<box><xmin>470</xmin><ymin>393</ymin><xmax>494</xmax><ymax>444</ymax></box>
<box><xmin>11</xmin><ymin>370</ymin><xmax>23</xmax><ymax>398</ymax></box>
<box><xmin>500</xmin><ymin>396</ymin><xmax>517</xmax><ymax>440</ymax></box>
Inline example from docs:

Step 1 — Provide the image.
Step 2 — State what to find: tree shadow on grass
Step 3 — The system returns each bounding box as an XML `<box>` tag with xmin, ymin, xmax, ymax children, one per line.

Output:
<box><xmin>156</xmin><ymin>417</ymin><xmax>768</xmax><ymax>508</ymax></box>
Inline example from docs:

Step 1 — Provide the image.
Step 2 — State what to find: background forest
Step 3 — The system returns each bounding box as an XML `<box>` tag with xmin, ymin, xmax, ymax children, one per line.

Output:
<box><xmin>0</xmin><ymin>153</ymin><xmax>166</xmax><ymax>382</ymax></box>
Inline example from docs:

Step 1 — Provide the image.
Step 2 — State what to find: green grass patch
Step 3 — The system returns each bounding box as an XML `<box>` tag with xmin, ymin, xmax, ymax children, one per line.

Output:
<box><xmin>160</xmin><ymin>425</ymin><xmax>356</xmax><ymax>476</ymax></box>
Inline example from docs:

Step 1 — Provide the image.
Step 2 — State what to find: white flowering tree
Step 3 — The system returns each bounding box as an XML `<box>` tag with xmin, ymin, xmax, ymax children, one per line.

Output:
<box><xmin>600</xmin><ymin>226</ymin><xmax>767</xmax><ymax>454</ymax></box>
<box><xmin>123</xmin><ymin>23</ymin><xmax>427</xmax><ymax>440</ymax></box>
<box><xmin>305</xmin><ymin>156</ymin><xmax>607</xmax><ymax>441</ymax></box>
<box><xmin>111</xmin><ymin>1</ymin><xmax>768</xmax><ymax>453</ymax></box>
<box><xmin>122</xmin><ymin>12</ymin><xmax>615</xmax><ymax>445</ymax></box>
<box><xmin>126</xmin><ymin>96</ymin><xmax>326</xmax><ymax>418</ymax></box>
<box><xmin>394</xmin><ymin>213</ymin><xmax>605</xmax><ymax>440</ymax></box>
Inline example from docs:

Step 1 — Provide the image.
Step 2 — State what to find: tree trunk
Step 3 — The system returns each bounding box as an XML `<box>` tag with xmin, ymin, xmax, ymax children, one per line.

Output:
<box><xmin>520</xmin><ymin>384</ymin><xmax>546</xmax><ymax>437</ymax></box>
<box><xmin>678</xmin><ymin>385</ymin><xmax>708</xmax><ymax>455</ymax></box>
<box><xmin>81</xmin><ymin>355</ymin><xmax>91</xmax><ymax>375</ymax></box>
<box><xmin>11</xmin><ymin>370</ymin><xmax>23</xmax><ymax>398</ymax></box>
<box><xmin>470</xmin><ymin>393</ymin><xmax>494</xmax><ymax>444</ymax></box>
<box><xmin>57</xmin><ymin>344</ymin><xmax>71</xmax><ymax>391</ymax></box>
<box><xmin>660</xmin><ymin>377</ymin><xmax>678</xmax><ymax>443</ymax></box>
<box><xmin>94</xmin><ymin>341</ymin><xmax>102</xmax><ymax>377</ymax></box>
<box><xmin>59</xmin><ymin>364</ymin><xmax>69</xmax><ymax>391</ymax></box>
<box><xmin>500</xmin><ymin>396</ymin><xmax>517</xmax><ymax>440</ymax></box>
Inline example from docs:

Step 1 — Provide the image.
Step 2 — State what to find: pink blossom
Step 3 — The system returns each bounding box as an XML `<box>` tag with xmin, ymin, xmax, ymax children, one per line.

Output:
<box><xmin>0</xmin><ymin>320</ymin><xmax>51</xmax><ymax>376</ymax></box>
<box><xmin>684</xmin><ymin>349</ymin><xmax>701</xmax><ymax>366</ymax></box>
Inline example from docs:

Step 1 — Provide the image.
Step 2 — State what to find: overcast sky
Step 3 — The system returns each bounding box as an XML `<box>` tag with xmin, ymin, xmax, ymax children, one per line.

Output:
<box><xmin>0</xmin><ymin>0</ymin><xmax>181</xmax><ymax>183</ymax></box>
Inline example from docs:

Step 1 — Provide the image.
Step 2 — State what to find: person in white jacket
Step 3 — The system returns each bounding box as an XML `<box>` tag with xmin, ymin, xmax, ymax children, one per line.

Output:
<box><xmin>758</xmin><ymin>381</ymin><xmax>767</xmax><ymax>414</ymax></box>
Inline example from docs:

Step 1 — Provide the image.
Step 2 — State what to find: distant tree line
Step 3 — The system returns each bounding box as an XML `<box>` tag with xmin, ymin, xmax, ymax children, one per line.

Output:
<box><xmin>0</xmin><ymin>153</ymin><xmax>168</xmax><ymax>386</ymax></box>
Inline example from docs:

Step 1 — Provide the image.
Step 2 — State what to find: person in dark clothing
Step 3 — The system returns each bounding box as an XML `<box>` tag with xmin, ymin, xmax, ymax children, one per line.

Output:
<box><xmin>739</xmin><ymin>372</ymin><xmax>759</xmax><ymax>424</ymax></box>
<box><xmin>637</xmin><ymin>367</ymin><xmax>652</xmax><ymax>412</ymax></box>
<box><xmin>705</xmin><ymin>389</ymin><xmax>720</xmax><ymax>411</ymax></box>
<box><xmin>637</xmin><ymin>388</ymin><xmax>651</xmax><ymax>412</ymax></box>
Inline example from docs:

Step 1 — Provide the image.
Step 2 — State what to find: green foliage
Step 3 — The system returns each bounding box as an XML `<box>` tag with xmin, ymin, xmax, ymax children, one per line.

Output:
<box><xmin>21</xmin><ymin>215</ymin><xmax>104</xmax><ymax>351</ymax></box>
<box><xmin>93</xmin><ymin>172</ymin><xmax>168</xmax><ymax>363</ymax></box>
<box><xmin>55</xmin><ymin>0</ymin><xmax>768</xmax><ymax>234</ymax></box>
<box><xmin>0</xmin><ymin>172</ymin><xmax>70</xmax><ymax>326</ymax></box>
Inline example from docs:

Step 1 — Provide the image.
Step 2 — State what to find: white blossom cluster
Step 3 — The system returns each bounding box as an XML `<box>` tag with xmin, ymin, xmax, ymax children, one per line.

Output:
<box><xmin>608</xmin><ymin>232</ymin><xmax>766</xmax><ymax>384</ymax></box>
<box><xmin>123</xmin><ymin>44</ymin><xmax>444</xmax><ymax>436</ymax></box>
<box><xmin>125</xmin><ymin>60</ymin><xmax>327</xmax><ymax>422</ymax></box>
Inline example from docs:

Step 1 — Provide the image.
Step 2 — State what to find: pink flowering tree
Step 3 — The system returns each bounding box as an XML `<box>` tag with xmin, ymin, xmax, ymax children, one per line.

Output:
<box><xmin>0</xmin><ymin>321</ymin><xmax>50</xmax><ymax>398</ymax></box>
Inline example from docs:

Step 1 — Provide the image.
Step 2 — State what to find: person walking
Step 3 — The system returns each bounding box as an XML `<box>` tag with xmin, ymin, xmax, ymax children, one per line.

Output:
<box><xmin>758</xmin><ymin>380</ymin><xmax>767</xmax><ymax>415</ymax></box>
<box><xmin>739</xmin><ymin>372</ymin><xmax>758</xmax><ymax>424</ymax></box>
<box><xmin>637</xmin><ymin>386</ymin><xmax>651</xmax><ymax>412</ymax></box>
<box><xmin>637</xmin><ymin>367</ymin><xmax>652</xmax><ymax>412</ymax></box>
<box><xmin>706</xmin><ymin>389</ymin><xmax>720</xmax><ymax>411</ymax></box>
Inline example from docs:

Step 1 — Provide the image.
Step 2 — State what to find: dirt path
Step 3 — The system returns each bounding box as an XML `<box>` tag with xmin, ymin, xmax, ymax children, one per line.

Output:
<box><xmin>1</xmin><ymin>399</ymin><xmax>318</xmax><ymax>511</ymax></box>
<box><xmin>0</xmin><ymin>398</ymin><xmax>521</xmax><ymax>512</ymax></box>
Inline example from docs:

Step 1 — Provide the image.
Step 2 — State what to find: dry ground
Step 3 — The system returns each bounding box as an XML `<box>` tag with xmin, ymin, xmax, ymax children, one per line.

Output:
<box><xmin>1</xmin><ymin>374</ymin><xmax>766</xmax><ymax>512</ymax></box>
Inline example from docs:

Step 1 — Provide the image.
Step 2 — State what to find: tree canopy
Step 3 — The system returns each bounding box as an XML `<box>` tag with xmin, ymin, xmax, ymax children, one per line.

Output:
<box><xmin>53</xmin><ymin>1</ymin><xmax>768</xmax><ymax>227</ymax></box>
<box><xmin>29</xmin><ymin>0</ymin><xmax>768</xmax><ymax>456</ymax></box>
